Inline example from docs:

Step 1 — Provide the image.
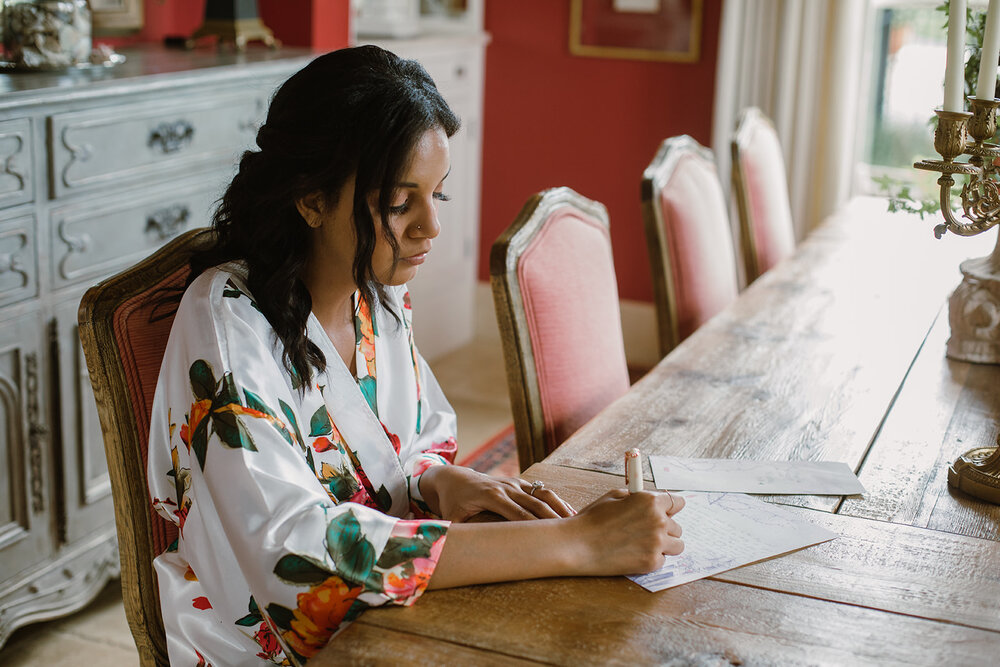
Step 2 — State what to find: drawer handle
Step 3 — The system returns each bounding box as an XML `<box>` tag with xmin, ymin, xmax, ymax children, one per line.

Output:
<box><xmin>149</xmin><ymin>120</ymin><xmax>195</xmax><ymax>154</ymax></box>
<box><xmin>146</xmin><ymin>205</ymin><xmax>190</xmax><ymax>240</ymax></box>
<box><xmin>0</xmin><ymin>252</ymin><xmax>24</xmax><ymax>275</ymax></box>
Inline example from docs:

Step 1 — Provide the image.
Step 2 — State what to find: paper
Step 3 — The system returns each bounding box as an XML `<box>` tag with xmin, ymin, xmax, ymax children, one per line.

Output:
<box><xmin>649</xmin><ymin>455</ymin><xmax>866</xmax><ymax>495</ymax></box>
<box><xmin>629</xmin><ymin>492</ymin><xmax>837</xmax><ymax>592</ymax></box>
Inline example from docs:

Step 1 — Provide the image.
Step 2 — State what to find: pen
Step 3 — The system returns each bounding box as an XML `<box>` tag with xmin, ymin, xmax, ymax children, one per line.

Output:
<box><xmin>625</xmin><ymin>448</ymin><xmax>643</xmax><ymax>493</ymax></box>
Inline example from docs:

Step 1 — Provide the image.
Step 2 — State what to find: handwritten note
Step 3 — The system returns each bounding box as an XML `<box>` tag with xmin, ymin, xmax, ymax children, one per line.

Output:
<box><xmin>629</xmin><ymin>492</ymin><xmax>837</xmax><ymax>592</ymax></box>
<box><xmin>649</xmin><ymin>455</ymin><xmax>866</xmax><ymax>495</ymax></box>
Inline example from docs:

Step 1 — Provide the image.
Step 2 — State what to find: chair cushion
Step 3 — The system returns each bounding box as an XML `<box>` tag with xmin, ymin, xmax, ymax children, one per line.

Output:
<box><xmin>660</xmin><ymin>153</ymin><xmax>739</xmax><ymax>340</ymax></box>
<box><xmin>517</xmin><ymin>207</ymin><xmax>630</xmax><ymax>453</ymax></box>
<box><xmin>113</xmin><ymin>268</ymin><xmax>188</xmax><ymax>556</ymax></box>
<box><xmin>740</xmin><ymin>121</ymin><xmax>796</xmax><ymax>273</ymax></box>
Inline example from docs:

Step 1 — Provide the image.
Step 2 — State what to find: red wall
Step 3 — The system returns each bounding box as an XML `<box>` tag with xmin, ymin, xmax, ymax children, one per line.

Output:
<box><xmin>99</xmin><ymin>0</ymin><xmax>349</xmax><ymax>50</ymax></box>
<box><xmin>479</xmin><ymin>0</ymin><xmax>722</xmax><ymax>302</ymax></box>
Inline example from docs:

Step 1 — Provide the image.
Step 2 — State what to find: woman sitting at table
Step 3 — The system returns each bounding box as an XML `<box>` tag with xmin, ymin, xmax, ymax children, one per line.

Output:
<box><xmin>146</xmin><ymin>45</ymin><xmax>685</xmax><ymax>666</ymax></box>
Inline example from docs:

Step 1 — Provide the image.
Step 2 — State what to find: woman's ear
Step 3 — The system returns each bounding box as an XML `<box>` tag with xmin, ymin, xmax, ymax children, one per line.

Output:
<box><xmin>295</xmin><ymin>192</ymin><xmax>325</xmax><ymax>228</ymax></box>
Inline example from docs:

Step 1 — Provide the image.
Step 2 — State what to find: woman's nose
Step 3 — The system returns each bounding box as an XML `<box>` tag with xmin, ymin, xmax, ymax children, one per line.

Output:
<box><xmin>414</xmin><ymin>201</ymin><xmax>441</xmax><ymax>238</ymax></box>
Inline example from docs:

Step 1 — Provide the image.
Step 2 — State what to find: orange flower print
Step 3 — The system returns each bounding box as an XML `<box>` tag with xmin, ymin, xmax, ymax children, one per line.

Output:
<box><xmin>192</xmin><ymin>596</ymin><xmax>213</xmax><ymax>610</ymax></box>
<box><xmin>182</xmin><ymin>398</ymin><xmax>212</xmax><ymax>449</ymax></box>
<box><xmin>357</xmin><ymin>297</ymin><xmax>377</xmax><ymax>378</ymax></box>
<box><xmin>281</xmin><ymin>576</ymin><xmax>361</xmax><ymax>658</ymax></box>
<box><xmin>313</xmin><ymin>436</ymin><xmax>333</xmax><ymax>453</ymax></box>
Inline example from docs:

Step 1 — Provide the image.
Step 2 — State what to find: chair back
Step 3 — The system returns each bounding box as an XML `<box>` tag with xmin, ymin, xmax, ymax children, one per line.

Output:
<box><xmin>490</xmin><ymin>187</ymin><xmax>630</xmax><ymax>470</ymax></box>
<box><xmin>77</xmin><ymin>228</ymin><xmax>215</xmax><ymax>667</ymax></box>
<box><xmin>641</xmin><ymin>135</ymin><xmax>739</xmax><ymax>357</ymax></box>
<box><xmin>731</xmin><ymin>107</ymin><xmax>796</xmax><ymax>283</ymax></box>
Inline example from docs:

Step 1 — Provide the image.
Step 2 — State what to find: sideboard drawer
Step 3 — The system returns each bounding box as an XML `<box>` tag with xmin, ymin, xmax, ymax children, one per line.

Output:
<box><xmin>48</xmin><ymin>93</ymin><xmax>261</xmax><ymax>199</ymax></box>
<box><xmin>0</xmin><ymin>214</ymin><xmax>37</xmax><ymax>308</ymax></box>
<box><xmin>0</xmin><ymin>119</ymin><xmax>34</xmax><ymax>210</ymax></box>
<box><xmin>49</xmin><ymin>178</ymin><xmax>222</xmax><ymax>289</ymax></box>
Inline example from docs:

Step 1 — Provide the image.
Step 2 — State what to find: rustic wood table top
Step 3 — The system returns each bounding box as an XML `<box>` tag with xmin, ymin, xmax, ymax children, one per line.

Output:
<box><xmin>317</xmin><ymin>199</ymin><xmax>1000</xmax><ymax>665</ymax></box>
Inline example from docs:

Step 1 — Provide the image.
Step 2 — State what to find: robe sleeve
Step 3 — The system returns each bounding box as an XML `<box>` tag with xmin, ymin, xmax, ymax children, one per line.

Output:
<box><xmin>147</xmin><ymin>270</ymin><xmax>449</xmax><ymax>662</ymax></box>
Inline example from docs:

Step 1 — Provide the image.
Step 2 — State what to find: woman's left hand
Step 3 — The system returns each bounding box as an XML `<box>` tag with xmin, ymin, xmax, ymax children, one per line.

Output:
<box><xmin>419</xmin><ymin>465</ymin><xmax>576</xmax><ymax>522</ymax></box>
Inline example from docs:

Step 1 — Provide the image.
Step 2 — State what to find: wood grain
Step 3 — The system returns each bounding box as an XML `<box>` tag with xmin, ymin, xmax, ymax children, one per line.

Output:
<box><xmin>546</xmin><ymin>200</ymin><xmax>996</xmax><ymax>517</ymax></box>
<box><xmin>353</xmin><ymin>575</ymin><xmax>999</xmax><ymax>667</ymax></box>
<box><xmin>522</xmin><ymin>464</ymin><xmax>1000</xmax><ymax>633</ymax></box>
<box><xmin>313</xmin><ymin>622</ymin><xmax>541</xmax><ymax>666</ymax></box>
<box><xmin>841</xmin><ymin>311</ymin><xmax>1000</xmax><ymax>540</ymax></box>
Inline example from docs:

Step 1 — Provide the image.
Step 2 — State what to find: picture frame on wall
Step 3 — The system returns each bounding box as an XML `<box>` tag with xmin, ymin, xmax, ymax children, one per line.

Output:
<box><xmin>91</xmin><ymin>0</ymin><xmax>144</xmax><ymax>32</ymax></box>
<box><xmin>569</xmin><ymin>0</ymin><xmax>702</xmax><ymax>63</ymax></box>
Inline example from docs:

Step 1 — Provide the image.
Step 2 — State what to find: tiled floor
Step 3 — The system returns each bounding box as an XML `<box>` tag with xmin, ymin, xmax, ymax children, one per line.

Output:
<box><xmin>0</xmin><ymin>334</ymin><xmax>512</xmax><ymax>665</ymax></box>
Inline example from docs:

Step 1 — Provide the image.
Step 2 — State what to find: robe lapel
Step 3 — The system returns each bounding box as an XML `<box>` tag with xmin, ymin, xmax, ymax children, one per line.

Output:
<box><xmin>306</xmin><ymin>314</ymin><xmax>409</xmax><ymax>517</ymax></box>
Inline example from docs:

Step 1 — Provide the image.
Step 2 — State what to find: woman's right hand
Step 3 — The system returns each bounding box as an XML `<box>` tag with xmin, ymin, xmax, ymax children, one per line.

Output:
<box><xmin>567</xmin><ymin>489</ymin><xmax>685</xmax><ymax>576</ymax></box>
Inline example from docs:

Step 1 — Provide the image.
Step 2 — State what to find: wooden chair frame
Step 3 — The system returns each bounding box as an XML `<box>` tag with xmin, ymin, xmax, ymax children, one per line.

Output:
<box><xmin>77</xmin><ymin>228</ymin><xmax>214</xmax><ymax>667</ymax></box>
<box><xmin>731</xmin><ymin>106</ymin><xmax>780</xmax><ymax>284</ymax></box>
<box><xmin>641</xmin><ymin>134</ymin><xmax>721</xmax><ymax>358</ymax></box>
<box><xmin>489</xmin><ymin>187</ymin><xmax>612</xmax><ymax>470</ymax></box>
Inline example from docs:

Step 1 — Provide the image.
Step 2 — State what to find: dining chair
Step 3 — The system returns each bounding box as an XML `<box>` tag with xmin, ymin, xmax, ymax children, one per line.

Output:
<box><xmin>77</xmin><ymin>228</ymin><xmax>215</xmax><ymax>667</ymax></box>
<box><xmin>641</xmin><ymin>135</ymin><xmax>740</xmax><ymax>358</ymax></box>
<box><xmin>731</xmin><ymin>107</ymin><xmax>797</xmax><ymax>283</ymax></box>
<box><xmin>490</xmin><ymin>187</ymin><xmax>630</xmax><ymax>471</ymax></box>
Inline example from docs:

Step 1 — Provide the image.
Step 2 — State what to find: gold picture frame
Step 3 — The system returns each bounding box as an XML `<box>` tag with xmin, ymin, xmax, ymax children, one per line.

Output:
<box><xmin>569</xmin><ymin>0</ymin><xmax>702</xmax><ymax>63</ymax></box>
<box><xmin>91</xmin><ymin>0</ymin><xmax>144</xmax><ymax>32</ymax></box>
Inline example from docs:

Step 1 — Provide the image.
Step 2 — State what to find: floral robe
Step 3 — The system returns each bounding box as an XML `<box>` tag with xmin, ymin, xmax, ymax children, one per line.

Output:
<box><xmin>147</xmin><ymin>263</ymin><xmax>457</xmax><ymax>666</ymax></box>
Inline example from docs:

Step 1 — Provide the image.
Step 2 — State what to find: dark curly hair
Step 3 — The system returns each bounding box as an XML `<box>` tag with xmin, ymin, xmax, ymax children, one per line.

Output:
<box><xmin>186</xmin><ymin>45</ymin><xmax>460</xmax><ymax>386</ymax></box>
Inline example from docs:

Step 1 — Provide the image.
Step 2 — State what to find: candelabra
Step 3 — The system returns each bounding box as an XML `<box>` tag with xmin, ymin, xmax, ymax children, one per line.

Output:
<box><xmin>914</xmin><ymin>96</ymin><xmax>1000</xmax><ymax>505</ymax></box>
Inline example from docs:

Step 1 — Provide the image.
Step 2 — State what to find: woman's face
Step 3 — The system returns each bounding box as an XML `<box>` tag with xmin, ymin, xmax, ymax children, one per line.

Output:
<box><xmin>370</xmin><ymin>127</ymin><xmax>451</xmax><ymax>286</ymax></box>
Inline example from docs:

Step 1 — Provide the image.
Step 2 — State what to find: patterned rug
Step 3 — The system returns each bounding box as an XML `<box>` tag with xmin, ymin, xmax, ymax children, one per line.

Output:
<box><xmin>458</xmin><ymin>423</ymin><xmax>519</xmax><ymax>478</ymax></box>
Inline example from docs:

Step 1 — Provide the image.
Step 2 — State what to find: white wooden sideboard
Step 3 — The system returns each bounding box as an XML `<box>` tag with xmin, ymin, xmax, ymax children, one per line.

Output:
<box><xmin>0</xmin><ymin>34</ymin><xmax>486</xmax><ymax>648</ymax></box>
<box><xmin>0</xmin><ymin>46</ymin><xmax>314</xmax><ymax>648</ymax></box>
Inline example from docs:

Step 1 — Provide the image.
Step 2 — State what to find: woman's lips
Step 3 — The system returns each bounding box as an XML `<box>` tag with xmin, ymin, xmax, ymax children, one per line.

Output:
<box><xmin>402</xmin><ymin>251</ymin><xmax>429</xmax><ymax>265</ymax></box>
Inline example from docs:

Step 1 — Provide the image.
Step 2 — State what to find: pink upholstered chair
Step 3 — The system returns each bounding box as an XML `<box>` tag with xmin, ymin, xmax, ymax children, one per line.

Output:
<box><xmin>78</xmin><ymin>228</ymin><xmax>214</xmax><ymax>667</ymax></box>
<box><xmin>641</xmin><ymin>135</ymin><xmax>740</xmax><ymax>357</ymax></box>
<box><xmin>731</xmin><ymin>107</ymin><xmax>797</xmax><ymax>283</ymax></box>
<box><xmin>490</xmin><ymin>187</ymin><xmax>630</xmax><ymax>470</ymax></box>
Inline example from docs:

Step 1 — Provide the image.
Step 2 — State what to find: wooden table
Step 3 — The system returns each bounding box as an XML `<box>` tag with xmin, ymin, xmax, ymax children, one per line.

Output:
<box><xmin>321</xmin><ymin>198</ymin><xmax>1000</xmax><ymax>665</ymax></box>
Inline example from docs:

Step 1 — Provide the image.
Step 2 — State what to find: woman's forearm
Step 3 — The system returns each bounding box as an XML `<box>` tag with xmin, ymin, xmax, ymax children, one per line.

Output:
<box><xmin>427</xmin><ymin>519</ymin><xmax>582</xmax><ymax>589</ymax></box>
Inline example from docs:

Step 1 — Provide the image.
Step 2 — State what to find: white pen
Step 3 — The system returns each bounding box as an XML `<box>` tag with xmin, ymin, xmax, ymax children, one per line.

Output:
<box><xmin>625</xmin><ymin>448</ymin><xmax>643</xmax><ymax>493</ymax></box>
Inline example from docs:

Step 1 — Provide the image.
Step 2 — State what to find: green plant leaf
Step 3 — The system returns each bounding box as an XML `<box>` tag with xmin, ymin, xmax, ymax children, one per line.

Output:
<box><xmin>213</xmin><ymin>411</ymin><xmax>257</xmax><ymax>452</ymax></box>
<box><xmin>280</xmin><ymin>399</ymin><xmax>305</xmax><ymax>448</ymax></box>
<box><xmin>265</xmin><ymin>603</ymin><xmax>295</xmax><ymax>630</ymax></box>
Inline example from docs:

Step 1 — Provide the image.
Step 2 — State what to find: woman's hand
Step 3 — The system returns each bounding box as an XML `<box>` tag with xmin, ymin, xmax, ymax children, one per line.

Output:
<box><xmin>419</xmin><ymin>465</ymin><xmax>576</xmax><ymax>522</ymax></box>
<box><xmin>567</xmin><ymin>489</ymin><xmax>685</xmax><ymax>576</ymax></box>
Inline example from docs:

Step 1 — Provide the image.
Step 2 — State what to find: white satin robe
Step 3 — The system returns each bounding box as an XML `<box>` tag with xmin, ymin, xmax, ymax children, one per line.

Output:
<box><xmin>147</xmin><ymin>263</ymin><xmax>457</xmax><ymax>666</ymax></box>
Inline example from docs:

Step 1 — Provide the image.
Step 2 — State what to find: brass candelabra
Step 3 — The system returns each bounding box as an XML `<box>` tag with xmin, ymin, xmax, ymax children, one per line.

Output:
<box><xmin>914</xmin><ymin>96</ymin><xmax>1000</xmax><ymax>504</ymax></box>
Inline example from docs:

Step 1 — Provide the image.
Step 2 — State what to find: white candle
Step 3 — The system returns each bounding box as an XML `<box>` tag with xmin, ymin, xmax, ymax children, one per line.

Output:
<box><xmin>977</xmin><ymin>0</ymin><xmax>1000</xmax><ymax>100</ymax></box>
<box><xmin>625</xmin><ymin>448</ymin><xmax>643</xmax><ymax>493</ymax></box>
<box><xmin>945</xmin><ymin>0</ymin><xmax>967</xmax><ymax>110</ymax></box>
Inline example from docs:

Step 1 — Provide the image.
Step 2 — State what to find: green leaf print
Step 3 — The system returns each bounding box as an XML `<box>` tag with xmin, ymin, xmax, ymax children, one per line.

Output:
<box><xmin>213</xmin><ymin>410</ymin><xmax>258</xmax><ymax>452</ymax></box>
<box><xmin>189</xmin><ymin>360</ymin><xmax>216</xmax><ymax>401</ymax></box>
<box><xmin>309</xmin><ymin>404</ymin><xmax>333</xmax><ymax>437</ymax></box>
<box><xmin>191</xmin><ymin>419</ymin><xmax>210</xmax><ymax>470</ymax></box>
<box><xmin>216</xmin><ymin>373</ymin><xmax>240</xmax><ymax>408</ymax></box>
<box><xmin>280</xmin><ymin>399</ymin><xmax>305</xmax><ymax>447</ymax></box>
<box><xmin>327</xmin><ymin>464</ymin><xmax>360</xmax><ymax>501</ymax></box>
<box><xmin>325</xmin><ymin>510</ymin><xmax>376</xmax><ymax>585</ymax></box>
<box><xmin>376</xmin><ymin>537</ymin><xmax>432</xmax><ymax>569</ymax></box>
<box><xmin>244</xmin><ymin>389</ymin><xmax>278</xmax><ymax>420</ymax></box>
<box><xmin>265</xmin><ymin>602</ymin><xmax>295</xmax><ymax>629</ymax></box>
<box><xmin>358</xmin><ymin>375</ymin><xmax>377</xmax><ymax>415</ymax></box>
<box><xmin>273</xmin><ymin>553</ymin><xmax>337</xmax><ymax>585</ymax></box>
<box><xmin>374</xmin><ymin>484</ymin><xmax>392</xmax><ymax>512</ymax></box>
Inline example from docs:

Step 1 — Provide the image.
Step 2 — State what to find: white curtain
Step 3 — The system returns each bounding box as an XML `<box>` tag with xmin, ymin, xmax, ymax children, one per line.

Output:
<box><xmin>712</xmin><ymin>0</ymin><xmax>868</xmax><ymax>242</ymax></box>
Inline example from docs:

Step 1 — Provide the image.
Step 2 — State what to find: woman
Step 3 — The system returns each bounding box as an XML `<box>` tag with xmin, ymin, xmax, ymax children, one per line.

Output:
<box><xmin>147</xmin><ymin>45</ymin><xmax>684</xmax><ymax>666</ymax></box>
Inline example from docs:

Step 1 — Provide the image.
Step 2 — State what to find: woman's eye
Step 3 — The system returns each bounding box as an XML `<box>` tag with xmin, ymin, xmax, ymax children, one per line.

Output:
<box><xmin>433</xmin><ymin>191</ymin><xmax>451</xmax><ymax>202</ymax></box>
<box><xmin>389</xmin><ymin>202</ymin><xmax>409</xmax><ymax>215</ymax></box>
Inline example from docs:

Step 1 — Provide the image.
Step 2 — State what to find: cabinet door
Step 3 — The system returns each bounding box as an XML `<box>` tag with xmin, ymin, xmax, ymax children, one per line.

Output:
<box><xmin>52</xmin><ymin>297</ymin><xmax>115</xmax><ymax>545</ymax></box>
<box><xmin>0</xmin><ymin>310</ymin><xmax>54</xmax><ymax>585</ymax></box>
